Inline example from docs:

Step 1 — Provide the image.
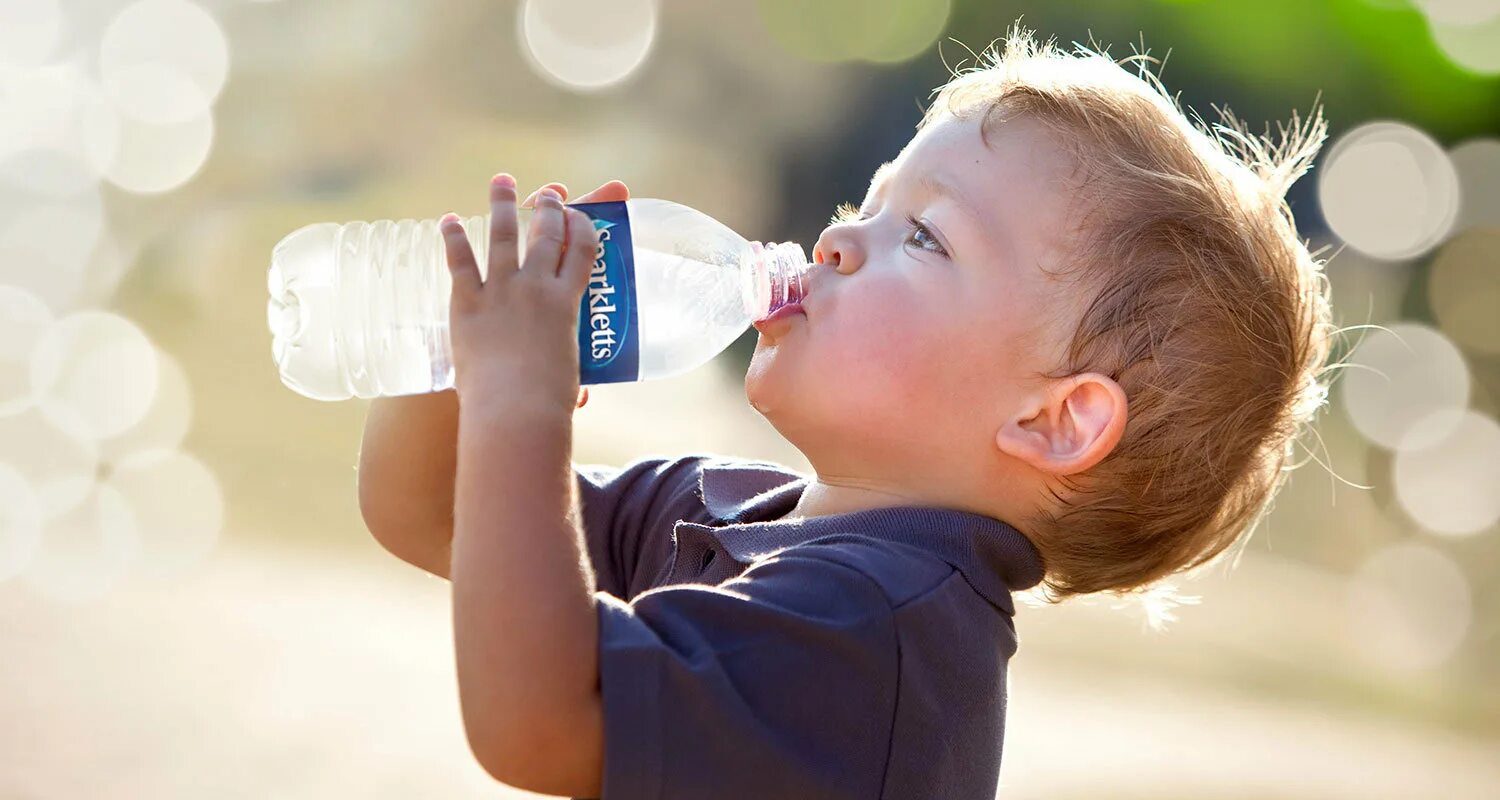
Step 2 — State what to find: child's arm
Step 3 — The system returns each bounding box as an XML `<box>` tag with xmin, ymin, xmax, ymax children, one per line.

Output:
<box><xmin>356</xmin><ymin>179</ymin><xmax>629</xmax><ymax>579</ymax></box>
<box><xmin>439</xmin><ymin>174</ymin><xmax>608</xmax><ymax>796</ymax></box>
<box><xmin>451</xmin><ymin>400</ymin><xmax>603</xmax><ymax>797</ymax></box>
<box><xmin>357</xmin><ymin>390</ymin><xmax>462</xmax><ymax>577</ymax></box>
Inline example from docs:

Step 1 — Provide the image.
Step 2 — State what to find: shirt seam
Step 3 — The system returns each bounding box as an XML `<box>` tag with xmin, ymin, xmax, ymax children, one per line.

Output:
<box><xmin>793</xmin><ymin>556</ymin><xmax>902</xmax><ymax>800</ymax></box>
<box><xmin>878</xmin><ymin>571</ymin><xmax>974</xmax><ymax>798</ymax></box>
<box><xmin>871</xmin><ymin>544</ymin><xmax>1012</xmax><ymax>616</ymax></box>
<box><xmin>889</xmin><ymin>565</ymin><xmax>965</xmax><ymax>612</ymax></box>
<box><xmin>880</xmin><ymin>610</ymin><xmax>902</xmax><ymax>800</ymax></box>
<box><xmin>813</xmin><ymin>556</ymin><xmax>990</xmax><ymax>800</ymax></box>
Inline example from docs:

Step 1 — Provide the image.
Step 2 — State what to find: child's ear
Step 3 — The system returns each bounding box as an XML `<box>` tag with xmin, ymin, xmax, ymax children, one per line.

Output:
<box><xmin>995</xmin><ymin>373</ymin><xmax>1127</xmax><ymax>476</ymax></box>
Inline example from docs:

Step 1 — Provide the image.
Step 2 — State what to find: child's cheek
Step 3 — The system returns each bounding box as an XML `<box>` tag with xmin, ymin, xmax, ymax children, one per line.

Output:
<box><xmin>816</xmin><ymin>285</ymin><xmax>946</xmax><ymax>406</ymax></box>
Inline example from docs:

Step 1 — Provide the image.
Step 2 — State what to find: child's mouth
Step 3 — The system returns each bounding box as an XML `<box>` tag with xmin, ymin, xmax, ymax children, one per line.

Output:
<box><xmin>752</xmin><ymin>301</ymin><xmax>805</xmax><ymax>335</ymax></box>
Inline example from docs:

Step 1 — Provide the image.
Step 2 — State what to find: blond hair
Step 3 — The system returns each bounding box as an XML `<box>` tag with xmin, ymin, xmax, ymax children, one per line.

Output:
<box><xmin>921</xmin><ymin>25</ymin><xmax>1334</xmax><ymax>599</ymax></box>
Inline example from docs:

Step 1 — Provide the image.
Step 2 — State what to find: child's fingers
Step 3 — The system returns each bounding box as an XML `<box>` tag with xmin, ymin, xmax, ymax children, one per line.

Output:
<box><xmin>522</xmin><ymin>188</ymin><xmax>568</xmax><ymax>277</ymax></box>
<box><xmin>573</xmin><ymin>180</ymin><xmax>630</xmax><ymax>204</ymax></box>
<box><xmin>521</xmin><ymin>182</ymin><xmax>568</xmax><ymax>209</ymax></box>
<box><xmin>576</xmin><ymin>386</ymin><xmax>589</xmax><ymax>408</ymax></box>
<box><xmin>560</xmin><ymin>207</ymin><xmax>598</xmax><ymax>287</ymax></box>
<box><xmin>487</xmin><ymin>174</ymin><xmax>520</xmax><ymax>283</ymax></box>
<box><xmin>523</xmin><ymin>179</ymin><xmax>626</xmax><ymax>208</ymax></box>
<box><xmin>440</xmin><ymin>213</ymin><xmax>482</xmax><ymax>311</ymax></box>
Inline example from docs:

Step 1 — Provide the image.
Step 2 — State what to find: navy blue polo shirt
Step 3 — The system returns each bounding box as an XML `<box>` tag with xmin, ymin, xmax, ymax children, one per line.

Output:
<box><xmin>573</xmin><ymin>454</ymin><xmax>1045</xmax><ymax>800</ymax></box>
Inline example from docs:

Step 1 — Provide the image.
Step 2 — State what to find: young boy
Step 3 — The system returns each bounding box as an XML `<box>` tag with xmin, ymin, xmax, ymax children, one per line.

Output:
<box><xmin>358</xmin><ymin>26</ymin><xmax>1331</xmax><ymax>799</ymax></box>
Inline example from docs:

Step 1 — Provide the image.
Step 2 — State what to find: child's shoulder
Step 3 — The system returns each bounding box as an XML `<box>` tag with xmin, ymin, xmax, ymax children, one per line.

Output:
<box><xmin>777</xmin><ymin>533</ymin><xmax>960</xmax><ymax>611</ymax></box>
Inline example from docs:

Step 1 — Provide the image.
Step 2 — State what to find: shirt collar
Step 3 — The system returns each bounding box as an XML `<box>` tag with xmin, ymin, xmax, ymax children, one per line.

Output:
<box><xmin>684</xmin><ymin>459</ymin><xmax>1046</xmax><ymax>614</ymax></box>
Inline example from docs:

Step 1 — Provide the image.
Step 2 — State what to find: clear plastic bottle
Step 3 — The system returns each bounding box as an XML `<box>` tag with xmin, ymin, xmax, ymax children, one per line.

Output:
<box><xmin>267</xmin><ymin>198</ymin><xmax>809</xmax><ymax>401</ymax></box>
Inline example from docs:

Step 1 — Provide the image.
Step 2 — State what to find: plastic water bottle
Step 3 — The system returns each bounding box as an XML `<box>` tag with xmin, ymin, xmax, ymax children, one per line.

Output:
<box><xmin>267</xmin><ymin>198</ymin><xmax>810</xmax><ymax>401</ymax></box>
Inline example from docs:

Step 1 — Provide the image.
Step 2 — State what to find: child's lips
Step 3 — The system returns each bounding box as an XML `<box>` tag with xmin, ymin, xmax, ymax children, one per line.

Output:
<box><xmin>752</xmin><ymin>301</ymin><xmax>805</xmax><ymax>336</ymax></box>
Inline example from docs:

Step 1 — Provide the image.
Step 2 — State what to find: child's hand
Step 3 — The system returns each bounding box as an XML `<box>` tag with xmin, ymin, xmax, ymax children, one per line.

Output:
<box><xmin>518</xmin><ymin>179</ymin><xmax>630</xmax><ymax>410</ymax></box>
<box><xmin>438</xmin><ymin>174</ymin><xmax>624</xmax><ymax>415</ymax></box>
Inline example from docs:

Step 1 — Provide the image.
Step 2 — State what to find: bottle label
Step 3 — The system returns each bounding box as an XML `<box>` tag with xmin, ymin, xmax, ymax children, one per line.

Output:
<box><xmin>571</xmin><ymin>200</ymin><xmax>639</xmax><ymax>384</ymax></box>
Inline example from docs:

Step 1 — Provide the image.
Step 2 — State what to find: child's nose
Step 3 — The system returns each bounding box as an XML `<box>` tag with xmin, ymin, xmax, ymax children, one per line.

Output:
<box><xmin>814</xmin><ymin>229</ymin><xmax>862</xmax><ymax>275</ymax></box>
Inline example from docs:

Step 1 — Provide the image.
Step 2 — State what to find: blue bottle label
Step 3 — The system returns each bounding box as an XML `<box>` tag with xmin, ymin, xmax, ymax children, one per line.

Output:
<box><xmin>570</xmin><ymin>200</ymin><xmax>639</xmax><ymax>384</ymax></box>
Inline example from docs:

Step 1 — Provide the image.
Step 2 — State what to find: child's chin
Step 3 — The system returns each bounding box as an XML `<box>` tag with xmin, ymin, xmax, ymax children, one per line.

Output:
<box><xmin>744</xmin><ymin>343</ymin><xmax>799</xmax><ymax>416</ymax></box>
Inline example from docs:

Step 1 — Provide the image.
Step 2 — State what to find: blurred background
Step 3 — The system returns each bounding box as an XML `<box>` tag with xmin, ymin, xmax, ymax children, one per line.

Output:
<box><xmin>2</xmin><ymin>0</ymin><xmax>1498</xmax><ymax>797</ymax></box>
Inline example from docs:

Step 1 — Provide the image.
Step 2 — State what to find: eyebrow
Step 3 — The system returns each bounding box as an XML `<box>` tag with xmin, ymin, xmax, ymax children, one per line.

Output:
<box><xmin>864</xmin><ymin>161</ymin><xmax>896</xmax><ymax>202</ymax></box>
<box><xmin>864</xmin><ymin>160</ymin><xmax>989</xmax><ymax>253</ymax></box>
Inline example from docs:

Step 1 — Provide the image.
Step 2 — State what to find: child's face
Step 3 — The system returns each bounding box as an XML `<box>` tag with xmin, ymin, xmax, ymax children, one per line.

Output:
<box><xmin>746</xmin><ymin>112</ymin><xmax>1087</xmax><ymax>510</ymax></box>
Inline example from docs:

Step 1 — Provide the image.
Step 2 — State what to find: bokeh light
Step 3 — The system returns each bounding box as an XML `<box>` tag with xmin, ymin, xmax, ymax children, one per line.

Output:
<box><xmin>758</xmin><ymin>0</ymin><xmax>953</xmax><ymax>64</ymax></box>
<box><xmin>1323</xmin><ymin>249</ymin><xmax>1412</xmax><ymax>328</ymax></box>
<box><xmin>1318</xmin><ymin>121</ymin><xmax>1459</xmax><ymax>260</ymax></box>
<box><xmin>518</xmin><ymin>0</ymin><xmax>657</xmax><ymax>92</ymax></box>
<box><xmin>91</xmin><ymin>104</ymin><xmax>214</xmax><ymax>194</ymax></box>
<box><xmin>1344</xmin><ymin>542</ymin><xmax>1472</xmax><ymax>672</ymax></box>
<box><xmin>0</xmin><ymin>59</ymin><xmax>120</xmax><ymax>197</ymax></box>
<box><xmin>1428</xmin><ymin>14</ymin><xmax>1500</xmax><ymax>75</ymax></box>
<box><xmin>1339</xmin><ymin>323</ymin><xmax>1470</xmax><ymax>451</ymax></box>
<box><xmin>0</xmin><ymin>462</ymin><xmax>43</xmax><ymax>582</ymax></box>
<box><xmin>1414</xmin><ymin>0</ymin><xmax>1500</xmax><ymax>25</ymax></box>
<box><xmin>1393</xmin><ymin>409</ymin><xmax>1500</xmax><ymax>536</ymax></box>
<box><xmin>1449</xmin><ymin>137</ymin><xmax>1500</xmax><ymax>231</ymax></box>
<box><xmin>104</xmin><ymin>447</ymin><xmax>223</xmax><ymax>579</ymax></box>
<box><xmin>67</xmin><ymin>227</ymin><xmax>139</xmax><ymax>310</ymax></box>
<box><xmin>0</xmin><ymin>187</ymin><xmax>108</xmax><ymax>310</ymax></box>
<box><xmin>0</xmin><ymin>0</ymin><xmax>64</xmax><ymax>69</ymax></box>
<box><xmin>21</xmin><ymin>476</ymin><xmax>139</xmax><ymax>603</ymax></box>
<box><xmin>0</xmin><ymin>285</ymin><xmax>53</xmax><ymax>415</ymax></box>
<box><xmin>0</xmin><ymin>407</ymin><xmax>100</xmax><ymax>518</ymax></box>
<box><xmin>1427</xmin><ymin>228</ymin><xmax>1500</xmax><ymax>355</ymax></box>
<box><xmin>99</xmin><ymin>0</ymin><xmax>228</xmax><ymax>125</ymax></box>
<box><xmin>98</xmin><ymin>346</ymin><xmax>194</xmax><ymax>463</ymax></box>
<box><xmin>0</xmin><ymin>0</ymin><xmax>222</xmax><ymax>607</ymax></box>
<box><xmin>30</xmin><ymin>310</ymin><xmax>160</xmax><ymax>443</ymax></box>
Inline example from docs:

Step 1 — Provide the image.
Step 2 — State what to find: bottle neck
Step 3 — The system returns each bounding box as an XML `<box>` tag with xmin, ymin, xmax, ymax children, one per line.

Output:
<box><xmin>749</xmin><ymin>240</ymin><xmax>809</xmax><ymax>320</ymax></box>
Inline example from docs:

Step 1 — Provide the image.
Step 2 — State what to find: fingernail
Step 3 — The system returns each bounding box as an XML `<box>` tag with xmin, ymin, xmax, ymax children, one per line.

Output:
<box><xmin>492</xmin><ymin>173</ymin><xmax>515</xmax><ymax>190</ymax></box>
<box><xmin>539</xmin><ymin>188</ymin><xmax>560</xmax><ymax>203</ymax></box>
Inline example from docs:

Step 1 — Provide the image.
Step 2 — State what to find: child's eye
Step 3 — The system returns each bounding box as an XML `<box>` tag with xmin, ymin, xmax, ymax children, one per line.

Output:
<box><xmin>903</xmin><ymin>213</ymin><xmax>948</xmax><ymax>258</ymax></box>
<box><xmin>834</xmin><ymin>202</ymin><xmax>948</xmax><ymax>258</ymax></box>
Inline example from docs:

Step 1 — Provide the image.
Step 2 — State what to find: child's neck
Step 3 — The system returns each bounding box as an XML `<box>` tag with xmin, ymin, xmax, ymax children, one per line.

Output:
<box><xmin>783</xmin><ymin>477</ymin><xmax>924</xmax><ymax>521</ymax></box>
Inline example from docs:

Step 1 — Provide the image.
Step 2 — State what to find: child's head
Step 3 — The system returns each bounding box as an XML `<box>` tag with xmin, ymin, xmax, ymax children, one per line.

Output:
<box><xmin>745</xmin><ymin>25</ymin><xmax>1333</xmax><ymax>599</ymax></box>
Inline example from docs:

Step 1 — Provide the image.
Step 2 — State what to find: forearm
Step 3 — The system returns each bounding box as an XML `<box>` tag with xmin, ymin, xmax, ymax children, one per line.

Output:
<box><xmin>357</xmin><ymin>390</ymin><xmax>461</xmax><ymax>571</ymax></box>
<box><xmin>450</xmin><ymin>401</ymin><xmax>602</xmax><ymax>789</ymax></box>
